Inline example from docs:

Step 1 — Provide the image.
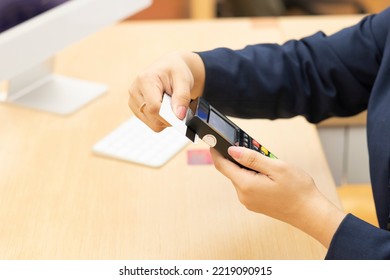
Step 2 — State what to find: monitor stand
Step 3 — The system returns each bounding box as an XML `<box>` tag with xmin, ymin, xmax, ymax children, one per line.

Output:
<box><xmin>0</xmin><ymin>58</ymin><xmax>106</xmax><ymax>115</ymax></box>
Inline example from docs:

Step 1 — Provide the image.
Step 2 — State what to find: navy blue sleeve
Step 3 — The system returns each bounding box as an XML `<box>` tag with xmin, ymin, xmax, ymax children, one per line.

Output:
<box><xmin>326</xmin><ymin>214</ymin><xmax>390</xmax><ymax>259</ymax></box>
<box><xmin>197</xmin><ymin>7</ymin><xmax>389</xmax><ymax>123</ymax></box>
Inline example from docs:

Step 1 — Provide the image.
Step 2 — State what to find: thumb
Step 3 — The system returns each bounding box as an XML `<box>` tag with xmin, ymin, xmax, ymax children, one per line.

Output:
<box><xmin>228</xmin><ymin>146</ymin><xmax>277</xmax><ymax>176</ymax></box>
<box><xmin>171</xmin><ymin>68</ymin><xmax>193</xmax><ymax>120</ymax></box>
<box><xmin>171</xmin><ymin>92</ymin><xmax>191</xmax><ymax>120</ymax></box>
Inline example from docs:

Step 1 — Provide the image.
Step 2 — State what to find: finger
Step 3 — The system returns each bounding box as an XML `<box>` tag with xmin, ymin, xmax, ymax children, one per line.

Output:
<box><xmin>171</xmin><ymin>70</ymin><xmax>192</xmax><ymax>120</ymax></box>
<box><xmin>128</xmin><ymin>87</ymin><xmax>169</xmax><ymax>132</ymax></box>
<box><xmin>210</xmin><ymin>148</ymin><xmax>273</xmax><ymax>188</ymax></box>
<box><xmin>228</xmin><ymin>146</ymin><xmax>281</xmax><ymax>177</ymax></box>
<box><xmin>140</xmin><ymin>95</ymin><xmax>171</xmax><ymax>131</ymax></box>
<box><xmin>138</xmin><ymin>81</ymin><xmax>165</xmax><ymax>117</ymax></box>
<box><xmin>128</xmin><ymin>100</ymin><xmax>166</xmax><ymax>132</ymax></box>
<box><xmin>128</xmin><ymin>87</ymin><xmax>144</xmax><ymax>118</ymax></box>
<box><xmin>210</xmin><ymin>148</ymin><xmax>244</xmax><ymax>180</ymax></box>
<box><xmin>134</xmin><ymin>72</ymin><xmax>172</xmax><ymax>126</ymax></box>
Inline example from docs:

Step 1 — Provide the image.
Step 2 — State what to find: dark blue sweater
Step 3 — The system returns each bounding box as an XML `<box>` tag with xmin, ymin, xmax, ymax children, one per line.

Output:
<box><xmin>198</xmin><ymin>7</ymin><xmax>390</xmax><ymax>259</ymax></box>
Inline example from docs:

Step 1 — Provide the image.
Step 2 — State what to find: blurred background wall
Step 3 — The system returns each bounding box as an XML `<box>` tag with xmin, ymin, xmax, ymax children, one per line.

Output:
<box><xmin>128</xmin><ymin>0</ymin><xmax>389</xmax><ymax>20</ymax></box>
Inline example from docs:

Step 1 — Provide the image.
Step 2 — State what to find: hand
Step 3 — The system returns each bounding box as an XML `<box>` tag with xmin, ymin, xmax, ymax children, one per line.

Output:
<box><xmin>128</xmin><ymin>51</ymin><xmax>205</xmax><ymax>132</ymax></box>
<box><xmin>210</xmin><ymin>146</ymin><xmax>346</xmax><ymax>248</ymax></box>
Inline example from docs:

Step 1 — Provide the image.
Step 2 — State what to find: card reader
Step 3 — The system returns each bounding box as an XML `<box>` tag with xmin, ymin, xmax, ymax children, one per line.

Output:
<box><xmin>159</xmin><ymin>93</ymin><xmax>276</xmax><ymax>169</ymax></box>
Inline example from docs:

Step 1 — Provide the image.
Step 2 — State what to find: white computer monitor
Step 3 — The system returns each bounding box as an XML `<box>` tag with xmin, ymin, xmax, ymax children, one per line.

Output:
<box><xmin>0</xmin><ymin>0</ymin><xmax>151</xmax><ymax>114</ymax></box>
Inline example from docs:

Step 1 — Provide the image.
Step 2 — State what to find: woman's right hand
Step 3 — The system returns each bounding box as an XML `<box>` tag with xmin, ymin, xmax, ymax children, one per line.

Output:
<box><xmin>128</xmin><ymin>51</ymin><xmax>205</xmax><ymax>132</ymax></box>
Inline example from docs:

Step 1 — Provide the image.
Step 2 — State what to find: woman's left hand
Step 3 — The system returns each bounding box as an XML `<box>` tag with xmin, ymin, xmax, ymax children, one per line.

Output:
<box><xmin>210</xmin><ymin>146</ymin><xmax>346</xmax><ymax>248</ymax></box>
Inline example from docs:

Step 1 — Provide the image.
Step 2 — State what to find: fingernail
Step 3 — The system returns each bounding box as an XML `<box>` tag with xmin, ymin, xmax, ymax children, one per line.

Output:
<box><xmin>228</xmin><ymin>146</ymin><xmax>243</xmax><ymax>159</ymax></box>
<box><xmin>175</xmin><ymin>106</ymin><xmax>187</xmax><ymax>120</ymax></box>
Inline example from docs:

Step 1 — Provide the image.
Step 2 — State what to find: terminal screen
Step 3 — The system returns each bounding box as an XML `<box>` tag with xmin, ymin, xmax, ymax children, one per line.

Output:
<box><xmin>208</xmin><ymin>109</ymin><xmax>236</xmax><ymax>143</ymax></box>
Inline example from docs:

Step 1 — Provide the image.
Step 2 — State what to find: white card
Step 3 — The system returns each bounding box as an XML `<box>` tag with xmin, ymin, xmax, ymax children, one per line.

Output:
<box><xmin>159</xmin><ymin>93</ymin><xmax>188</xmax><ymax>136</ymax></box>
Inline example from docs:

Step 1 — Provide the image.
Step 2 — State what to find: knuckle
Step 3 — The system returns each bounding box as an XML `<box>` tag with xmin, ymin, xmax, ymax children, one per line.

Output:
<box><xmin>173</xmin><ymin>93</ymin><xmax>191</xmax><ymax>104</ymax></box>
<box><xmin>128</xmin><ymin>84</ymin><xmax>136</xmax><ymax>97</ymax></box>
<box><xmin>128</xmin><ymin>98</ymin><xmax>133</xmax><ymax>110</ymax></box>
<box><xmin>239</xmin><ymin>184</ymin><xmax>252</xmax><ymax>198</ymax></box>
<box><xmin>245</xmin><ymin>152</ymin><xmax>257</xmax><ymax>168</ymax></box>
<box><xmin>128</xmin><ymin>99</ymin><xmax>138</xmax><ymax>115</ymax></box>
<box><xmin>236</xmin><ymin>191</ymin><xmax>252</xmax><ymax>210</ymax></box>
<box><xmin>137</xmin><ymin>71</ymin><xmax>156</xmax><ymax>82</ymax></box>
<box><xmin>233</xmin><ymin>178</ymin><xmax>251</xmax><ymax>196</ymax></box>
<box><xmin>127</xmin><ymin>87</ymin><xmax>137</xmax><ymax>104</ymax></box>
<box><xmin>273</xmin><ymin>160</ymin><xmax>288</xmax><ymax>173</ymax></box>
<box><xmin>144</xmin><ymin>101</ymin><xmax>160</xmax><ymax>116</ymax></box>
<box><xmin>136</xmin><ymin>72</ymin><xmax>162</xmax><ymax>89</ymax></box>
<box><xmin>149</xmin><ymin>121</ymin><xmax>165</xmax><ymax>133</ymax></box>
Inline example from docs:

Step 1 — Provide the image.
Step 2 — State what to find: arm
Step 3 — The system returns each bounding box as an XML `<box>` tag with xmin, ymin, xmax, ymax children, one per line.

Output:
<box><xmin>198</xmin><ymin>8</ymin><xmax>389</xmax><ymax>122</ymax></box>
<box><xmin>326</xmin><ymin>214</ymin><xmax>390</xmax><ymax>259</ymax></box>
<box><xmin>129</xmin><ymin>8</ymin><xmax>388</xmax><ymax>126</ymax></box>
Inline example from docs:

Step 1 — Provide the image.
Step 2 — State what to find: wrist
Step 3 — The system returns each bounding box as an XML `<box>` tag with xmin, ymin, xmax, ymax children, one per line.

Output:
<box><xmin>292</xmin><ymin>190</ymin><xmax>346</xmax><ymax>248</ymax></box>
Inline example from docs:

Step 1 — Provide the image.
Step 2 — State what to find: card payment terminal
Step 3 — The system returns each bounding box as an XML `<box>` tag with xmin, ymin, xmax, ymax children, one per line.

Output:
<box><xmin>159</xmin><ymin>94</ymin><xmax>277</xmax><ymax>169</ymax></box>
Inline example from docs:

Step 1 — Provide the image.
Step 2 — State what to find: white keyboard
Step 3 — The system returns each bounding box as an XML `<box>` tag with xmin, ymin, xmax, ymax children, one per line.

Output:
<box><xmin>92</xmin><ymin>117</ymin><xmax>190</xmax><ymax>167</ymax></box>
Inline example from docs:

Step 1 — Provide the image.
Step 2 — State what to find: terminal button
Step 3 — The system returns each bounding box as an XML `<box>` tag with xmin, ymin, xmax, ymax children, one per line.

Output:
<box><xmin>202</xmin><ymin>134</ymin><xmax>217</xmax><ymax>147</ymax></box>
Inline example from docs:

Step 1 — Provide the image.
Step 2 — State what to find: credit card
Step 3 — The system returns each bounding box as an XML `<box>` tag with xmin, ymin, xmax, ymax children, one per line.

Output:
<box><xmin>187</xmin><ymin>149</ymin><xmax>213</xmax><ymax>165</ymax></box>
<box><xmin>159</xmin><ymin>93</ymin><xmax>188</xmax><ymax>136</ymax></box>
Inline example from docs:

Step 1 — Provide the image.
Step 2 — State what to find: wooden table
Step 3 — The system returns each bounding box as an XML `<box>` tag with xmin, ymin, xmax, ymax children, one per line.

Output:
<box><xmin>0</xmin><ymin>17</ymin><xmax>352</xmax><ymax>259</ymax></box>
